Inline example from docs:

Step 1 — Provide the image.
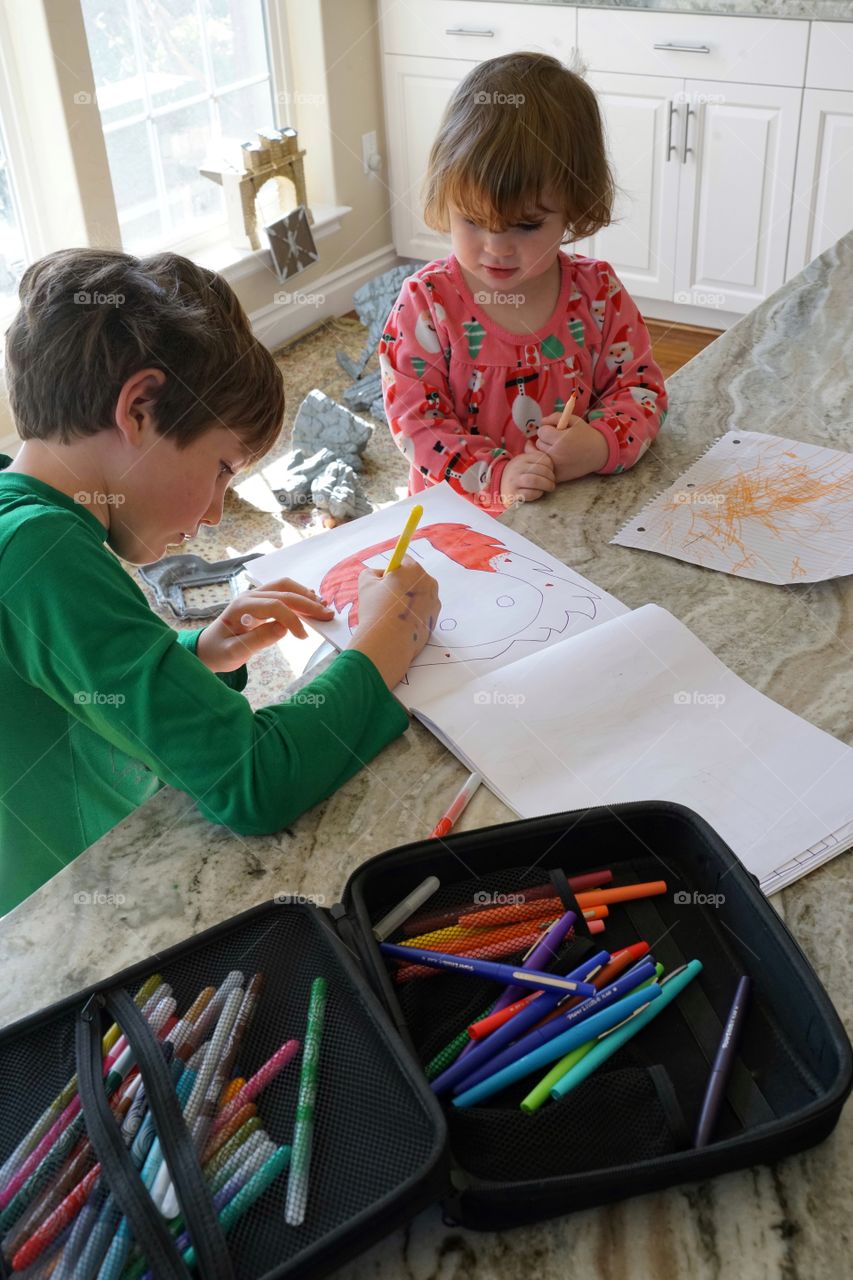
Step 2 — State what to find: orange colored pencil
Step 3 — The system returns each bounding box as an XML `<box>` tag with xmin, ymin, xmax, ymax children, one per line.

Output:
<box><xmin>556</xmin><ymin>390</ymin><xmax>578</xmax><ymax>430</ymax></box>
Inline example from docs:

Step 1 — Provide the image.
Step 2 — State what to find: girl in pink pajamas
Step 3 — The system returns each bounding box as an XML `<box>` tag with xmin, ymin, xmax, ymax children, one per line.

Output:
<box><xmin>381</xmin><ymin>52</ymin><xmax>668</xmax><ymax>514</ymax></box>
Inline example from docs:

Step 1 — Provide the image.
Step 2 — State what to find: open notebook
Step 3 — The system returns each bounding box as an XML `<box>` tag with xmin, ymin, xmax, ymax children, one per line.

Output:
<box><xmin>248</xmin><ymin>486</ymin><xmax>853</xmax><ymax>894</ymax></box>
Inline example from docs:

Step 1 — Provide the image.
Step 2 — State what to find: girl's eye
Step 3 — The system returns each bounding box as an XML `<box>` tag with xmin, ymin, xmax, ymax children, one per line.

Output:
<box><xmin>219</xmin><ymin>462</ymin><xmax>235</xmax><ymax>478</ymax></box>
<box><xmin>517</xmin><ymin>222</ymin><xmax>544</xmax><ymax>232</ymax></box>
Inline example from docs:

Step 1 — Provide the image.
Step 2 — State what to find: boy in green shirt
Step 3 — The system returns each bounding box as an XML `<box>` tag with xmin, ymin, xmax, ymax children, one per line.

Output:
<box><xmin>0</xmin><ymin>248</ymin><xmax>439</xmax><ymax>915</ymax></box>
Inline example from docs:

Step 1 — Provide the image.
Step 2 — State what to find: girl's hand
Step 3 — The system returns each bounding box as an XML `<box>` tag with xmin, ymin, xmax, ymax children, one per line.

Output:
<box><xmin>196</xmin><ymin>578</ymin><xmax>334</xmax><ymax>672</ymax></box>
<box><xmin>535</xmin><ymin>417</ymin><xmax>610</xmax><ymax>482</ymax></box>
<box><xmin>347</xmin><ymin>559</ymin><xmax>441</xmax><ymax>689</ymax></box>
<box><xmin>500</xmin><ymin>445</ymin><xmax>556</xmax><ymax>505</ymax></box>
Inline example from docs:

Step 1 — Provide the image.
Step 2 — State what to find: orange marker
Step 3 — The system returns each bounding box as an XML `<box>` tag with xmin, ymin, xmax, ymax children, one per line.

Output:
<box><xmin>575</xmin><ymin>880</ymin><xmax>667</xmax><ymax>909</ymax></box>
<box><xmin>556</xmin><ymin>390</ymin><xmax>578</xmax><ymax>430</ymax></box>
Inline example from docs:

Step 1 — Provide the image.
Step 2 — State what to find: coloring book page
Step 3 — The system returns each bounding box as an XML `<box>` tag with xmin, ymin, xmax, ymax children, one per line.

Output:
<box><xmin>418</xmin><ymin>604</ymin><xmax>853</xmax><ymax>883</ymax></box>
<box><xmin>247</xmin><ymin>484</ymin><xmax>627</xmax><ymax>709</ymax></box>
<box><xmin>611</xmin><ymin>432</ymin><xmax>853</xmax><ymax>583</ymax></box>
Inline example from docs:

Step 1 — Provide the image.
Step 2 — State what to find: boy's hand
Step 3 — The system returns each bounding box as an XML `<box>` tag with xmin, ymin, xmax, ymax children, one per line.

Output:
<box><xmin>195</xmin><ymin>578</ymin><xmax>334</xmax><ymax>672</ymax></box>
<box><xmin>535</xmin><ymin>415</ymin><xmax>610</xmax><ymax>482</ymax></box>
<box><xmin>348</xmin><ymin>560</ymin><xmax>441</xmax><ymax>689</ymax></box>
<box><xmin>500</xmin><ymin>444</ymin><xmax>556</xmax><ymax>506</ymax></box>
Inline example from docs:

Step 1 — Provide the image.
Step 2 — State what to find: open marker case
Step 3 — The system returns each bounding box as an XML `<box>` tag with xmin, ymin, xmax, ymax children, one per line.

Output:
<box><xmin>0</xmin><ymin>802</ymin><xmax>850</xmax><ymax>1279</ymax></box>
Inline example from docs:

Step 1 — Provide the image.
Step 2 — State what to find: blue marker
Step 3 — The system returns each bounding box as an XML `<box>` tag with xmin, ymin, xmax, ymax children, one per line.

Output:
<box><xmin>379</xmin><ymin>942</ymin><xmax>598</xmax><ymax>998</ymax></box>
<box><xmin>452</xmin><ymin>985</ymin><xmax>661</xmax><ymax>1108</ymax></box>
<box><xmin>452</xmin><ymin>959</ymin><xmax>659</xmax><ymax>1094</ymax></box>
<box><xmin>550</xmin><ymin>960</ymin><xmax>703</xmax><ymax>1101</ymax></box>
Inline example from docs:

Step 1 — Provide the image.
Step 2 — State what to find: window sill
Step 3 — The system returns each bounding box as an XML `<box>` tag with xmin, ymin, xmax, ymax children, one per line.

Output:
<box><xmin>189</xmin><ymin>204</ymin><xmax>352</xmax><ymax>283</ymax></box>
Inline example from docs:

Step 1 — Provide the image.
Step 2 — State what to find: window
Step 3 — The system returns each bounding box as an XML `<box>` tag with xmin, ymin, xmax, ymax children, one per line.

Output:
<box><xmin>81</xmin><ymin>0</ymin><xmax>275</xmax><ymax>253</ymax></box>
<box><xmin>0</xmin><ymin>119</ymin><xmax>27</xmax><ymax>312</ymax></box>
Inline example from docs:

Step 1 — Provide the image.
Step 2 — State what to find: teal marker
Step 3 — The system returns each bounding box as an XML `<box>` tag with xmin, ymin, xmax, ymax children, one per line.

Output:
<box><xmin>285</xmin><ymin>977</ymin><xmax>328</xmax><ymax>1226</ymax></box>
<box><xmin>452</xmin><ymin>985</ymin><xmax>661</xmax><ymax>1109</ymax></box>
<box><xmin>550</xmin><ymin>959</ymin><xmax>703</xmax><ymax>1101</ymax></box>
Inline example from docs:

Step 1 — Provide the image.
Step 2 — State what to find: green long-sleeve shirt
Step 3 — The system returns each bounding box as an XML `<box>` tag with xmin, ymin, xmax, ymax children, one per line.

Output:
<box><xmin>0</xmin><ymin>464</ymin><xmax>409</xmax><ymax>916</ymax></box>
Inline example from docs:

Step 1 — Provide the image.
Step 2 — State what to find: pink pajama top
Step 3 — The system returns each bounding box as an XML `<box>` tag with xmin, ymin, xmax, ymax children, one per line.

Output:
<box><xmin>380</xmin><ymin>252</ymin><xmax>668</xmax><ymax>514</ymax></box>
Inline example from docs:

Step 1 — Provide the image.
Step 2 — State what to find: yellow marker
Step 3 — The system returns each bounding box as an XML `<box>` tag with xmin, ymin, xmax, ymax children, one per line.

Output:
<box><xmin>384</xmin><ymin>503</ymin><xmax>423</xmax><ymax>575</ymax></box>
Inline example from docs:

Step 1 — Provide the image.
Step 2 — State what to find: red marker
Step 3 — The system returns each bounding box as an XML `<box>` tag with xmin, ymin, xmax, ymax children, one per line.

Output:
<box><xmin>429</xmin><ymin>771</ymin><xmax>482</xmax><ymax>839</ymax></box>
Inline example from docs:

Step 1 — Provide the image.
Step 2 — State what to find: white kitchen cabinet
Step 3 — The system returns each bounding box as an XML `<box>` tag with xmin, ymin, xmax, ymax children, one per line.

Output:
<box><xmin>378</xmin><ymin>2</ymin><xmax>843</xmax><ymax>324</ymax></box>
<box><xmin>673</xmin><ymin>81</ymin><xmax>801</xmax><ymax>313</ymax></box>
<box><xmin>573</xmin><ymin>72</ymin><xmax>682</xmax><ymax>303</ymax></box>
<box><xmin>382</xmin><ymin>54</ymin><xmax>476</xmax><ymax>262</ymax></box>
<box><xmin>787</xmin><ymin>89</ymin><xmax>853</xmax><ymax>278</ymax></box>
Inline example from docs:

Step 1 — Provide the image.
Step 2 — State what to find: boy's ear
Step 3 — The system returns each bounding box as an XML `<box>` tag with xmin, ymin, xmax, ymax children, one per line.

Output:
<box><xmin>114</xmin><ymin>368</ymin><xmax>167</xmax><ymax>445</ymax></box>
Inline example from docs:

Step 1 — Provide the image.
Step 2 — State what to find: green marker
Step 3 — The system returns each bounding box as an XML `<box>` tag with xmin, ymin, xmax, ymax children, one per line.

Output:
<box><xmin>285</xmin><ymin>977</ymin><xmax>327</xmax><ymax>1226</ymax></box>
<box><xmin>425</xmin><ymin>1006</ymin><xmax>494</xmax><ymax>1081</ymax></box>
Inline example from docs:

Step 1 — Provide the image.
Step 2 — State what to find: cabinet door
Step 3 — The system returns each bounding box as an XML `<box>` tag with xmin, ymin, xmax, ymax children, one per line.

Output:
<box><xmin>787</xmin><ymin>88</ymin><xmax>853</xmax><ymax>279</ymax></box>
<box><xmin>674</xmin><ymin>80</ymin><xmax>801</xmax><ymax>313</ymax></box>
<box><xmin>573</xmin><ymin>72</ymin><xmax>683</xmax><ymax>303</ymax></box>
<box><xmin>382</xmin><ymin>54</ymin><xmax>475</xmax><ymax>261</ymax></box>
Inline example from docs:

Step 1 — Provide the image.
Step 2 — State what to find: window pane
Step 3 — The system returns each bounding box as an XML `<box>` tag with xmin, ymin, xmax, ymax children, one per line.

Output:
<box><xmin>156</xmin><ymin>101</ymin><xmax>223</xmax><ymax>235</ymax></box>
<box><xmin>81</xmin><ymin>1</ymin><xmax>143</xmax><ymax>127</ymax></box>
<box><xmin>218</xmin><ymin>82</ymin><xmax>274</xmax><ymax>150</ymax></box>
<box><xmin>138</xmin><ymin>0</ymin><xmax>206</xmax><ymax>111</ymax></box>
<box><xmin>104</xmin><ymin>120</ymin><xmax>163</xmax><ymax>247</ymax></box>
<box><xmin>205</xmin><ymin>0</ymin><xmax>269</xmax><ymax>88</ymax></box>
<box><xmin>0</xmin><ymin>128</ymin><xmax>27</xmax><ymax>311</ymax></box>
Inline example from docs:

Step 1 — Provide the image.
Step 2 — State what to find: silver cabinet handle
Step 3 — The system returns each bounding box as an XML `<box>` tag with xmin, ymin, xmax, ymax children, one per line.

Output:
<box><xmin>445</xmin><ymin>27</ymin><xmax>495</xmax><ymax>37</ymax></box>
<box><xmin>682</xmin><ymin>104</ymin><xmax>695</xmax><ymax>163</ymax></box>
<box><xmin>666</xmin><ymin>100</ymin><xmax>679</xmax><ymax>162</ymax></box>
<box><xmin>653</xmin><ymin>42</ymin><xmax>711</xmax><ymax>53</ymax></box>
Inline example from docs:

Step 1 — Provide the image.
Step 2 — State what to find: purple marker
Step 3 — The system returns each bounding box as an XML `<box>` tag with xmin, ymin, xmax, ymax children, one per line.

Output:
<box><xmin>379</xmin><ymin>943</ymin><xmax>599</xmax><ymax>998</ymax></box>
<box><xmin>451</xmin><ymin>960</ymin><xmax>659</xmax><ymax>1094</ymax></box>
<box><xmin>694</xmin><ymin>975</ymin><xmax>751</xmax><ymax>1147</ymax></box>
<box><xmin>454</xmin><ymin>910</ymin><xmax>580</xmax><ymax>1070</ymax></box>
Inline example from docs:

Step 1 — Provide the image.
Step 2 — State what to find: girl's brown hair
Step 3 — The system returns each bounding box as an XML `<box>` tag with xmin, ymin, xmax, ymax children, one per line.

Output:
<box><xmin>5</xmin><ymin>249</ymin><xmax>284</xmax><ymax>456</ymax></box>
<box><xmin>423</xmin><ymin>52</ymin><xmax>614</xmax><ymax>240</ymax></box>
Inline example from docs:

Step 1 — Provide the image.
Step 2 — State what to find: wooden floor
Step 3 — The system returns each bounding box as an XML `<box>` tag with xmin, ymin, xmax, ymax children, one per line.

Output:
<box><xmin>644</xmin><ymin>318</ymin><xmax>721</xmax><ymax>379</ymax></box>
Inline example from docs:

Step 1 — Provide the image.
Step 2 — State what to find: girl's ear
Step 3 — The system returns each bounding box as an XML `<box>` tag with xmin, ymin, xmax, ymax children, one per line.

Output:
<box><xmin>114</xmin><ymin>368</ymin><xmax>167</xmax><ymax>446</ymax></box>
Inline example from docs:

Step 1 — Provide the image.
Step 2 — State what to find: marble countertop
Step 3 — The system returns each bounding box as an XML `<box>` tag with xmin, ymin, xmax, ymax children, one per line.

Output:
<box><xmin>465</xmin><ymin>0</ymin><xmax>853</xmax><ymax>20</ymax></box>
<box><xmin>3</xmin><ymin>233</ymin><xmax>852</xmax><ymax>1277</ymax></box>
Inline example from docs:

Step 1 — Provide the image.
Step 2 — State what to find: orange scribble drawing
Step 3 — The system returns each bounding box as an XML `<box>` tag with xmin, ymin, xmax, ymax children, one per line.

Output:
<box><xmin>660</xmin><ymin>440</ymin><xmax>853</xmax><ymax>578</ymax></box>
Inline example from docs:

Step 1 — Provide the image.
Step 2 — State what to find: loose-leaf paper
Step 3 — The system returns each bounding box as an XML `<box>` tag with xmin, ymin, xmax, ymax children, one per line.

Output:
<box><xmin>612</xmin><ymin>431</ymin><xmax>853</xmax><ymax>583</ymax></box>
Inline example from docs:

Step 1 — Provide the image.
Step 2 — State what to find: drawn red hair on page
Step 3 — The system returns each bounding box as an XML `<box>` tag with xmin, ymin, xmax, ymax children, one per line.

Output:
<box><xmin>320</xmin><ymin>521</ymin><xmax>604</xmax><ymax>667</ymax></box>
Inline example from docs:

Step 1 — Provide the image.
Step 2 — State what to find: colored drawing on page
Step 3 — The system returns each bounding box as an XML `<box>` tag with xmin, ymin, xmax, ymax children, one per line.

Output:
<box><xmin>611</xmin><ymin>432</ymin><xmax>853</xmax><ymax>584</ymax></box>
<box><xmin>320</xmin><ymin>521</ymin><xmax>606</xmax><ymax>670</ymax></box>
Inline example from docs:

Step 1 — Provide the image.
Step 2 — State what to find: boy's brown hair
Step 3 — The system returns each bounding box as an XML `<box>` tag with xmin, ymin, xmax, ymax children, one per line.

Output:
<box><xmin>423</xmin><ymin>52</ymin><xmax>614</xmax><ymax>241</ymax></box>
<box><xmin>4</xmin><ymin>249</ymin><xmax>284</xmax><ymax>455</ymax></box>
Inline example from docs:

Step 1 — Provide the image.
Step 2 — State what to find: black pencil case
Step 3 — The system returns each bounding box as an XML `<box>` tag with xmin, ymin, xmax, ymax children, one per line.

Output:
<box><xmin>0</xmin><ymin>801</ymin><xmax>849</xmax><ymax>1277</ymax></box>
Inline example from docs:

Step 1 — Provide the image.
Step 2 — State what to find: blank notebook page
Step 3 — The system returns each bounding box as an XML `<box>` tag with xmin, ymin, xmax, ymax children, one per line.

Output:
<box><xmin>418</xmin><ymin>603</ymin><xmax>853</xmax><ymax>883</ymax></box>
